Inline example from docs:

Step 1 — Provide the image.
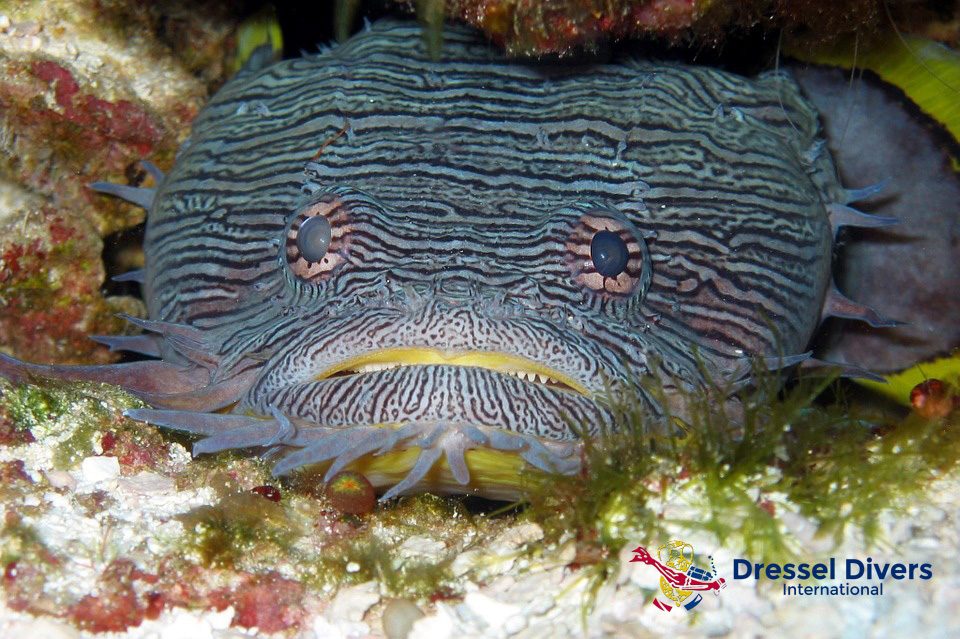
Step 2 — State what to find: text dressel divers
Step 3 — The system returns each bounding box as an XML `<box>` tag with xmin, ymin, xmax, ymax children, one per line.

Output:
<box><xmin>734</xmin><ymin>558</ymin><xmax>932</xmax><ymax>597</ymax></box>
<box><xmin>734</xmin><ymin>558</ymin><xmax>932</xmax><ymax>581</ymax></box>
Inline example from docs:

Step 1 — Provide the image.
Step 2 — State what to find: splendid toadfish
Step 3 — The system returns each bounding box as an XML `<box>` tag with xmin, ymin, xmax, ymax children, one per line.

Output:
<box><xmin>0</xmin><ymin>21</ymin><xmax>896</xmax><ymax>499</ymax></box>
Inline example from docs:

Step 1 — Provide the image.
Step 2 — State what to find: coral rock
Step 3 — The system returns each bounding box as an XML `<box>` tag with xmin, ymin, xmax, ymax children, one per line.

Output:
<box><xmin>0</xmin><ymin>1</ymin><xmax>241</xmax><ymax>364</ymax></box>
<box><xmin>229</xmin><ymin>571</ymin><xmax>305</xmax><ymax>633</ymax></box>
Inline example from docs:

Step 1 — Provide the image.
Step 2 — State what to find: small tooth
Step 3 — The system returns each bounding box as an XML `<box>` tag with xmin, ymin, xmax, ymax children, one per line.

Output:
<box><xmin>343</xmin><ymin>362</ymin><xmax>569</xmax><ymax>386</ymax></box>
<box><xmin>359</xmin><ymin>363</ymin><xmax>393</xmax><ymax>373</ymax></box>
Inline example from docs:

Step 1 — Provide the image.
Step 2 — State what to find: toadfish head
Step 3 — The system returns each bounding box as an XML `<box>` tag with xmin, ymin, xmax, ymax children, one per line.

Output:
<box><xmin>0</xmin><ymin>21</ymin><xmax>899</xmax><ymax>500</ymax></box>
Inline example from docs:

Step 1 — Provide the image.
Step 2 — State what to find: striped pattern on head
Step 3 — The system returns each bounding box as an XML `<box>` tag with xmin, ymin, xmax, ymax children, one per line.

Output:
<box><xmin>138</xmin><ymin>20</ymin><xmax>835</xmax><ymax>478</ymax></box>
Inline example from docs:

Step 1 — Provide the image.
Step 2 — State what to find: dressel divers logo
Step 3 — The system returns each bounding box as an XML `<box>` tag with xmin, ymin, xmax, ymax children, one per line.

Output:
<box><xmin>630</xmin><ymin>540</ymin><xmax>727</xmax><ymax>612</ymax></box>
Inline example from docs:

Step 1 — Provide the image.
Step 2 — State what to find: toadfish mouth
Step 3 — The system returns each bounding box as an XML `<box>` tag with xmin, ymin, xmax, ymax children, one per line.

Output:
<box><xmin>210</xmin><ymin>343</ymin><xmax>617</xmax><ymax>499</ymax></box>
<box><xmin>315</xmin><ymin>347</ymin><xmax>591</xmax><ymax>397</ymax></box>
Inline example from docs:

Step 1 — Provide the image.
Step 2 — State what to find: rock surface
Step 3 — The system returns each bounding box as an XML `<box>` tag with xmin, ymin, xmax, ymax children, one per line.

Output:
<box><xmin>0</xmin><ymin>0</ymin><xmax>240</xmax><ymax>364</ymax></box>
<box><xmin>388</xmin><ymin>0</ymin><xmax>957</xmax><ymax>57</ymax></box>
<box><xmin>796</xmin><ymin>66</ymin><xmax>960</xmax><ymax>371</ymax></box>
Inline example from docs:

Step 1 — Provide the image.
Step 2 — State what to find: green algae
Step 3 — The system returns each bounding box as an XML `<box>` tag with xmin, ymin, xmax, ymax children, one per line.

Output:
<box><xmin>0</xmin><ymin>383</ymin><xmax>71</xmax><ymax>436</ymax></box>
<box><xmin>4</xmin><ymin>357</ymin><xmax>958</xmax><ymax>617</ymax></box>
<box><xmin>0</xmin><ymin>380</ymin><xmax>145</xmax><ymax>469</ymax></box>
<box><xmin>0</xmin><ymin>378</ymin><xmax>172</xmax><ymax>474</ymax></box>
<box><xmin>505</xmin><ymin>363</ymin><xmax>960</xmax><ymax>620</ymax></box>
<box><xmin>176</xmin><ymin>491</ymin><xmax>299</xmax><ymax>569</ymax></box>
<box><xmin>2</xmin><ymin>382</ymin><xmax>103</xmax><ymax>469</ymax></box>
<box><xmin>304</xmin><ymin>494</ymin><xmax>474</xmax><ymax>599</ymax></box>
<box><xmin>173</xmin><ymin>452</ymin><xmax>275</xmax><ymax>496</ymax></box>
<box><xmin>0</xmin><ymin>515</ymin><xmax>48</xmax><ymax>566</ymax></box>
<box><xmin>170</xmin><ymin>484</ymin><xmax>473</xmax><ymax>600</ymax></box>
<box><xmin>171</xmin><ymin>457</ymin><xmax>456</xmax><ymax>594</ymax></box>
<box><xmin>522</xmin><ymin>361</ymin><xmax>960</xmax><ymax>576</ymax></box>
<box><xmin>1</xmin><ymin>377</ymin><xmax>472</xmax><ymax>603</ymax></box>
<box><xmin>318</xmin><ymin>536</ymin><xmax>457</xmax><ymax>599</ymax></box>
<box><xmin>376</xmin><ymin>493</ymin><xmax>472</xmax><ymax>535</ymax></box>
<box><xmin>335</xmin><ymin>0</ymin><xmax>363</xmax><ymax>43</ymax></box>
<box><xmin>415</xmin><ymin>0</ymin><xmax>446</xmax><ymax>60</ymax></box>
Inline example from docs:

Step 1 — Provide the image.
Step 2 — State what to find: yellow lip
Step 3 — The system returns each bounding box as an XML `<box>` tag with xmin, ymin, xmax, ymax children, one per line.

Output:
<box><xmin>315</xmin><ymin>347</ymin><xmax>590</xmax><ymax>396</ymax></box>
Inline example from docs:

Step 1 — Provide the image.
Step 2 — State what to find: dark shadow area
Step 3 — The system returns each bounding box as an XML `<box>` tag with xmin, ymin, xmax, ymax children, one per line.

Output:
<box><xmin>459</xmin><ymin>494</ymin><xmax>524</xmax><ymax>516</ymax></box>
<box><xmin>100</xmin><ymin>222</ymin><xmax>146</xmax><ymax>300</ymax></box>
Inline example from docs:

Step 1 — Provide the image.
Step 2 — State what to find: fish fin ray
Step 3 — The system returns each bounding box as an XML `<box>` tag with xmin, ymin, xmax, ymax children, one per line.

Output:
<box><xmin>800</xmin><ymin>358</ymin><xmax>887</xmax><ymax>383</ymax></box>
<box><xmin>89</xmin><ymin>334</ymin><xmax>161</xmax><ymax>357</ymax></box>
<box><xmin>380</xmin><ymin>447</ymin><xmax>444</xmax><ymax>501</ymax></box>
<box><xmin>821</xmin><ymin>286</ymin><xmax>903</xmax><ymax>328</ymax></box>
<box><xmin>89</xmin><ymin>182</ymin><xmax>155</xmax><ymax>210</ymax></box>
<box><xmin>111</xmin><ymin>269</ymin><xmax>145</xmax><ymax>284</ymax></box>
<box><xmin>828</xmin><ymin>203</ymin><xmax>898</xmax><ymax>236</ymax></box>
<box><xmin>139</xmin><ymin>160</ymin><xmax>165</xmax><ymax>183</ymax></box>
<box><xmin>841</xmin><ymin>179</ymin><xmax>890</xmax><ymax>204</ymax></box>
<box><xmin>117</xmin><ymin>314</ymin><xmax>220</xmax><ymax>369</ymax></box>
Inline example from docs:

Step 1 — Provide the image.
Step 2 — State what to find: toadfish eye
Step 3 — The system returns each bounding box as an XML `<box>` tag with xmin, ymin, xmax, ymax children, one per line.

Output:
<box><xmin>565</xmin><ymin>207</ymin><xmax>652</xmax><ymax>299</ymax></box>
<box><xmin>284</xmin><ymin>194</ymin><xmax>350</xmax><ymax>283</ymax></box>
<box><xmin>591</xmin><ymin>230</ymin><xmax>629</xmax><ymax>277</ymax></box>
<box><xmin>297</xmin><ymin>215</ymin><xmax>332</xmax><ymax>262</ymax></box>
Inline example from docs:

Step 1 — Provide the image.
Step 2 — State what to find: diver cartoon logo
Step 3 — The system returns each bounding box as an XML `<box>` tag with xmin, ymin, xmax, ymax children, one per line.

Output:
<box><xmin>630</xmin><ymin>540</ymin><xmax>727</xmax><ymax>612</ymax></box>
